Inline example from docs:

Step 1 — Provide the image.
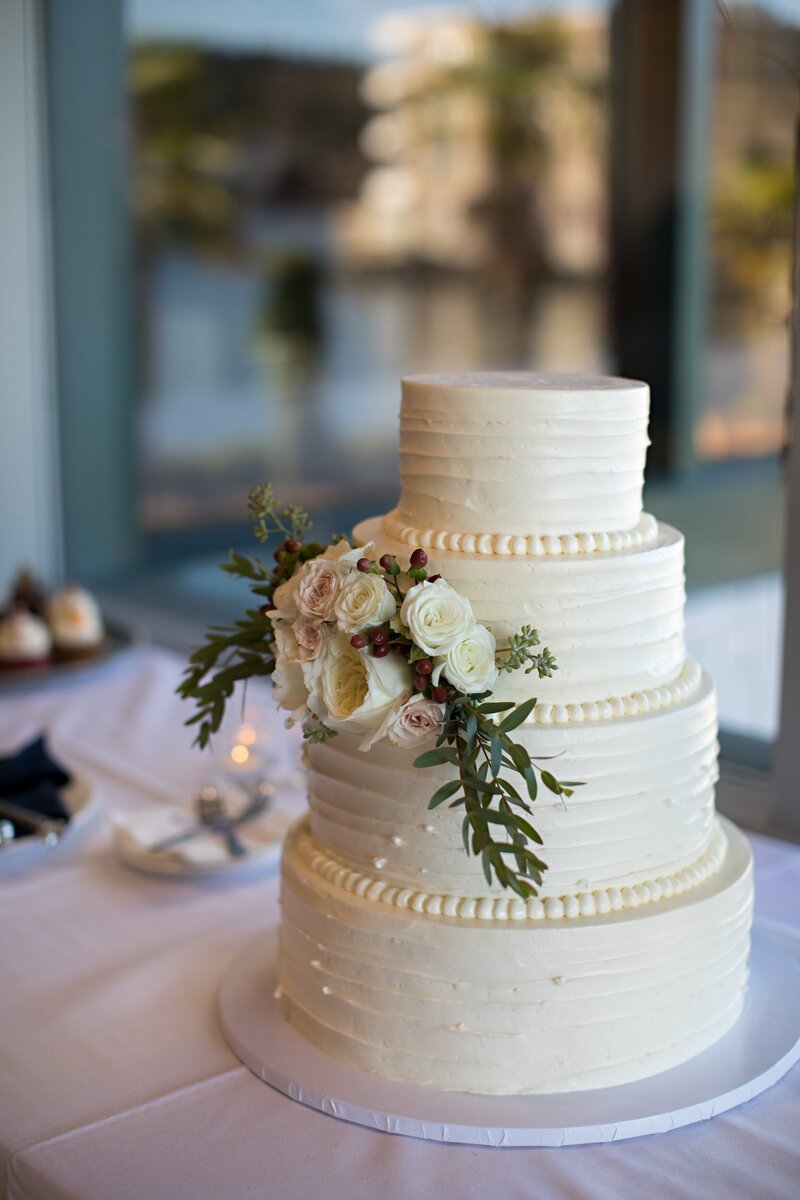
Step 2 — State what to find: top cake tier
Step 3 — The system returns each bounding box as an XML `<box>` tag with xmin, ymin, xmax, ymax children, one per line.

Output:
<box><xmin>395</xmin><ymin>372</ymin><xmax>650</xmax><ymax>542</ymax></box>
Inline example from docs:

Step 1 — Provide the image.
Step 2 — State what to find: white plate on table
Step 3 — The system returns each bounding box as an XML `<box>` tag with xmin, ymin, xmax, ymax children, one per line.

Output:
<box><xmin>111</xmin><ymin>797</ymin><xmax>294</xmax><ymax>879</ymax></box>
<box><xmin>0</xmin><ymin>774</ymin><xmax>99</xmax><ymax>874</ymax></box>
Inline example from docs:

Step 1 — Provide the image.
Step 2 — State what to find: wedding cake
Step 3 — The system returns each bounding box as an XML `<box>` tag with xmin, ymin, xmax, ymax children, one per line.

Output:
<box><xmin>277</xmin><ymin>372</ymin><xmax>753</xmax><ymax>1095</ymax></box>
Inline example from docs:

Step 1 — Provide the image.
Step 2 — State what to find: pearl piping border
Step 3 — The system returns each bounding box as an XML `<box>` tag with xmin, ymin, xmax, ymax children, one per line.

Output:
<box><xmin>528</xmin><ymin>660</ymin><xmax>702</xmax><ymax>725</ymax></box>
<box><xmin>293</xmin><ymin>819</ymin><xmax>727</xmax><ymax>923</ymax></box>
<box><xmin>381</xmin><ymin>510</ymin><xmax>659</xmax><ymax>557</ymax></box>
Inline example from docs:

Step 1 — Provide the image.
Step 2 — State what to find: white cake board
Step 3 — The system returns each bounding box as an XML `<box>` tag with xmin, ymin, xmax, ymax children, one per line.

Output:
<box><xmin>218</xmin><ymin>926</ymin><xmax>800</xmax><ymax>1147</ymax></box>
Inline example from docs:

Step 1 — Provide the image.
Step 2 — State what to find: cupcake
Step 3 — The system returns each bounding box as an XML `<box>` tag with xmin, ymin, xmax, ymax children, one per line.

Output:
<box><xmin>0</xmin><ymin>609</ymin><xmax>52</xmax><ymax>671</ymax></box>
<box><xmin>46</xmin><ymin>585</ymin><xmax>107</xmax><ymax>662</ymax></box>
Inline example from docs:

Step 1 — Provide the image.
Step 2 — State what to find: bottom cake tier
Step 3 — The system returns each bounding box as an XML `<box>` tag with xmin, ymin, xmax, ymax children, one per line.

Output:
<box><xmin>278</xmin><ymin>816</ymin><xmax>753</xmax><ymax>1095</ymax></box>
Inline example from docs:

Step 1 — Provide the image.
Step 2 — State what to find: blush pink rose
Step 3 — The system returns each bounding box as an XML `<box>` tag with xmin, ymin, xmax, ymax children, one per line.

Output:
<box><xmin>297</xmin><ymin>559</ymin><xmax>341</xmax><ymax>621</ymax></box>
<box><xmin>292</xmin><ymin>615</ymin><xmax>329</xmax><ymax>662</ymax></box>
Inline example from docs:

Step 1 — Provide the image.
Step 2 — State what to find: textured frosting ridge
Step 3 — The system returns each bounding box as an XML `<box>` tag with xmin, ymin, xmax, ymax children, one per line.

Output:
<box><xmin>304</xmin><ymin>671</ymin><xmax>719</xmax><ymax>900</ymax></box>
<box><xmin>397</xmin><ymin>372</ymin><xmax>650</xmax><ymax>539</ymax></box>
<box><xmin>279</xmin><ymin>818</ymin><xmax>753</xmax><ymax>1093</ymax></box>
<box><xmin>356</xmin><ymin>516</ymin><xmax>687</xmax><ymax>707</ymax></box>
<box><xmin>291</xmin><ymin>815</ymin><xmax>727</xmax><ymax>922</ymax></box>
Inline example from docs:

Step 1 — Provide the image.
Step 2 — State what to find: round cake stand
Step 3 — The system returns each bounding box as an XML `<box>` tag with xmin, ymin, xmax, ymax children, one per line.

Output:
<box><xmin>218</xmin><ymin>926</ymin><xmax>800</xmax><ymax>1147</ymax></box>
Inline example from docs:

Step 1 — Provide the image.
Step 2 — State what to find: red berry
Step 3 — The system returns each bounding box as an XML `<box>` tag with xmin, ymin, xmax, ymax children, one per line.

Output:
<box><xmin>350</xmin><ymin>634</ymin><xmax>366</xmax><ymax>649</ymax></box>
<box><xmin>372</xmin><ymin>644</ymin><xmax>389</xmax><ymax>658</ymax></box>
<box><xmin>431</xmin><ymin>686</ymin><xmax>449</xmax><ymax>704</ymax></box>
<box><xmin>379</xmin><ymin>553</ymin><xmax>394</xmax><ymax>571</ymax></box>
<box><xmin>415</xmin><ymin>658</ymin><xmax>433</xmax><ymax>675</ymax></box>
<box><xmin>427</xmin><ymin>574</ymin><xmax>441</xmax><ymax>583</ymax></box>
<box><xmin>414</xmin><ymin>674</ymin><xmax>429</xmax><ymax>691</ymax></box>
<box><xmin>409</xmin><ymin>548</ymin><xmax>428</xmax><ymax>568</ymax></box>
<box><xmin>390</xmin><ymin>641</ymin><xmax>407</xmax><ymax>655</ymax></box>
<box><xmin>273</xmin><ymin>549</ymin><xmax>284</xmax><ymax>563</ymax></box>
<box><xmin>259</xmin><ymin>603</ymin><xmax>271</xmax><ymax>618</ymax></box>
<box><xmin>284</xmin><ymin>538</ymin><xmax>300</xmax><ymax>554</ymax></box>
<box><xmin>371</xmin><ymin>627</ymin><xmax>388</xmax><ymax>646</ymax></box>
<box><xmin>356</xmin><ymin>557</ymin><xmax>371</xmax><ymax>573</ymax></box>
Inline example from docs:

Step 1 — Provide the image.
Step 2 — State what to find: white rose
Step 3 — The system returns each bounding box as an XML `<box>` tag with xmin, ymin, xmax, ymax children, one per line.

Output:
<box><xmin>383</xmin><ymin>694</ymin><xmax>445</xmax><ymax>748</ymax></box>
<box><xmin>292</xmin><ymin>615</ymin><xmax>330</xmax><ymax>662</ymax></box>
<box><xmin>272</xmin><ymin>656</ymin><xmax>308</xmax><ymax>719</ymax></box>
<box><xmin>334</xmin><ymin>572</ymin><xmax>396</xmax><ymax>635</ymax></box>
<box><xmin>320</xmin><ymin>539</ymin><xmax>373</xmax><ymax>566</ymax></box>
<box><xmin>309</xmin><ymin>632</ymin><xmax>409</xmax><ymax>748</ymax></box>
<box><xmin>434</xmin><ymin>624</ymin><xmax>498</xmax><ymax>694</ymax></box>
<box><xmin>270</xmin><ymin>574</ymin><xmax>300</xmax><ymax>621</ymax></box>
<box><xmin>400</xmin><ymin>579</ymin><xmax>475</xmax><ymax>656</ymax></box>
<box><xmin>273</xmin><ymin>619</ymin><xmax>301</xmax><ymax>665</ymax></box>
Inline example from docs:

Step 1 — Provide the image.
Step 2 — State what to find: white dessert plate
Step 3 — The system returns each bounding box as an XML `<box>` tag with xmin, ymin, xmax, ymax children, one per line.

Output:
<box><xmin>112</xmin><ymin>800</ymin><xmax>295</xmax><ymax>879</ymax></box>
<box><xmin>218</xmin><ymin>925</ymin><xmax>800</xmax><ymax>1147</ymax></box>
<box><xmin>0</xmin><ymin>773</ymin><xmax>99</xmax><ymax>874</ymax></box>
<box><xmin>0</xmin><ymin>619</ymin><xmax>136</xmax><ymax>692</ymax></box>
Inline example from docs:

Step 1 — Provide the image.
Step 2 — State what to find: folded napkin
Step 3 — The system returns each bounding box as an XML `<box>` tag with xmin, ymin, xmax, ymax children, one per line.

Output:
<box><xmin>113</xmin><ymin>785</ymin><xmax>295</xmax><ymax>873</ymax></box>
<box><xmin>0</xmin><ymin>735</ymin><xmax>72</xmax><ymax>836</ymax></box>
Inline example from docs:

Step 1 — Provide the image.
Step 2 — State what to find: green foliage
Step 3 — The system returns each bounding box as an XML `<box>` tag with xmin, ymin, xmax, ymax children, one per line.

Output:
<box><xmin>177</xmin><ymin>490</ymin><xmax>316</xmax><ymax>748</ymax></box>
<box><xmin>303</xmin><ymin>721</ymin><xmax>338</xmax><ymax>744</ymax></box>
<box><xmin>496</xmin><ymin>624</ymin><xmax>557</xmax><ymax>677</ymax></box>
<box><xmin>247</xmin><ymin>484</ymin><xmax>312</xmax><ymax>545</ymax></box>
<box><xmin>414</xmin><ymin>693</ymin><xmax>580</xmax><ymax>897</ymax></box>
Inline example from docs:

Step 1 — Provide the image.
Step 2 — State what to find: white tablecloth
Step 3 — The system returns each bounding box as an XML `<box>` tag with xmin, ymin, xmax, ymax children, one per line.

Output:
<box><xmin>1</xmin><ymin>646</ymin><xmax>799</xmax><ymax>1200</ymax></box>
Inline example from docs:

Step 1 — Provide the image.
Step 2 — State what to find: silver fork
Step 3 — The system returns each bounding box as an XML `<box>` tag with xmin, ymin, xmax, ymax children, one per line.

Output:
<box><xmin>149</xmin><ymin>781</ymin><xmax>273</xmax><ymax>855</ymax></box>
<box><xmin>196</xmin><ymin>787</ymin><xmax>248</xmax><ymax>858</ymax></box>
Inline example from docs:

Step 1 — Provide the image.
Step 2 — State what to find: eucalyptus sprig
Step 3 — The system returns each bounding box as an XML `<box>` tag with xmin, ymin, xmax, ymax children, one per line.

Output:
<box><xmin>414</xmin><ymin>693</ymin><xmax>581</xmax><ymax>898</ymax></box>
<box><xmin>496</xmin><ymin>624</ymin><xmax>557</xmax><ymax>677</ymax></box>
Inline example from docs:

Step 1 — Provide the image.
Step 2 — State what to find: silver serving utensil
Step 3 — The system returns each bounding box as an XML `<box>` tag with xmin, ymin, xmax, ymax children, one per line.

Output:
<box><xmin>0</xmin><ymin>820</ymin><xmax>15</xmax><ymax>848</ymax></box>
<box><xmin>149</xmin><ymin>782</ymin><xmax>273</xmax><ymax>855</ymax></box>
<box><xmin>0</xmin><ymin>798</ymin><xmax>65</xmax><ymax>847</ymax></box>
<box><xmin>196</xmin><ymin>787</ymin><xmax>247</xmax><ymax>858</ymax></box>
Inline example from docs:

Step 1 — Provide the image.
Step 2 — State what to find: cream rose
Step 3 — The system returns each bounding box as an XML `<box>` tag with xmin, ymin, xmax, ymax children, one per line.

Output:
<box><xmin>383</xmin><ymin>694</ymin><xmax>445</xmax><ymax>748</ymax></box>
<box><xmin>270</xmin><ymin>574</ymin><xmax>300</xmax><ymax>622</ymax></box>
<box><xmin>294</xmin><ymin>540</ymin><xmax>376</xmax><ymax>621</ymax></box>
<box><xmin>273</xmin><ymin>619</ymin><xmax>301</xmax><ymax>665</ymax></box>
<box><xmin>434</xmin><ymin>624</ymin><xmax>498</xmax><ymax>694</ymax></box>
<box><xmin>334</xmin><ymin>572</ymin><xmax>396</xmax><ymax>635</ymax></box>
<box><xmin>400</xmin><ymin>579</ymin><xmax>474</xmax><ymax>656</ymax></box>
<box><xmin>272</xmin><ymin>656</ymin><xmax>308</xmax><ymax>719</ymax></box>
<box><xmin>309</xmin><ymin>633</ymin><xmax>410</xmax><ymax>748</ymax></box>
<box><xmin>292</xmin><ymin>615</ymin><xmax>329</xmax><ymax>662</ymax></box>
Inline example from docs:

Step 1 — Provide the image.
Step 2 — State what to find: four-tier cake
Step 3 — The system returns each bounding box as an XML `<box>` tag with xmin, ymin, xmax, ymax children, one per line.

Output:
<box><xmin>277</xmin><ymin>372</ymin><xmax>753</xmax><ymax>1094</ymax></box>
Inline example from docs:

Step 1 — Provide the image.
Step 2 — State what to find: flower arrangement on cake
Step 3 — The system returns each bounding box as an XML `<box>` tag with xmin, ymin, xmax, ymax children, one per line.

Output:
<box><xmin>180</xmin><ymin>485</ymin><xmax>581</xmax><ymax>897</ymax></box>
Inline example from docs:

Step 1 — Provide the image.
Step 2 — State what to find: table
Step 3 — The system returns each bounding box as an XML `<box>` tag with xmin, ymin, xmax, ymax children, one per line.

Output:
<box><xmin>1</xmin><ymin>646</ymin><xmax>799</xmax><ymax>1200</ymax></box>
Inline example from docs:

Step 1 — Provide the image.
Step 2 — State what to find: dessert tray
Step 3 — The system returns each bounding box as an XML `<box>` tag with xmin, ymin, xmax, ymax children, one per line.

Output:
<box><xmin>0</xmin><ymin>619</ymin><xmax>135</xmax><ymax>691</ymax></box>
<box><xmin>219</xmin><ymin>925</ymin><xmax>800</xmax><ymax>1147</ymax></box>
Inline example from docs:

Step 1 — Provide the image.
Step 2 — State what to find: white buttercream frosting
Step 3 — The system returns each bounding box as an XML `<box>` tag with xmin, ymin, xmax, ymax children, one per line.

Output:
<box><xmin>290</xmin><ymin>815</ymin><xmax>727</xmax><ymax>922</ymax></box>
<box><xmin>0</xmin><ymin>610</ymin><xmax>51</xmax><ymax>661</ymax></box>
<box><xmin>397</xmin><ymin>373</ymin><xmax>650</xmax><ymax>540</ymax></box>
<box><xmin>46</xmin><ymin>585</ymin><xmax>104</xmax><ymax>648</ymax></box>
<box><xmin>275</xmin><ymin>370</ymin><xmax>754</xmax><ymax>1096</ymax></box>
<box><xmin>304</xmin><ymin>670</ymin><xmax>719</xmax><ymax>900</ymax></box>
<box><xmin>381</xmin><ymin>509</ymin><xmax>659</xmax><ymax>556</ymax></box>
<box><xmin>356</xmin><ymin>516</ymin><xmax>687</xmax><ymax>707</ymax></box>
<box><xmin>279</xmin><ymin>818</ymin><xmax>752</xmax><ymax>1093</ymax></box>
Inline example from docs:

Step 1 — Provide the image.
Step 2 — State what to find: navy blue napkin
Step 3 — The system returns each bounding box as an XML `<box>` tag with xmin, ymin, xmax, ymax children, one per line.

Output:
<box><xmin>0</xmin><ymin>735</ymin><xmax>72</xmax><ymax>836</ymax></box>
